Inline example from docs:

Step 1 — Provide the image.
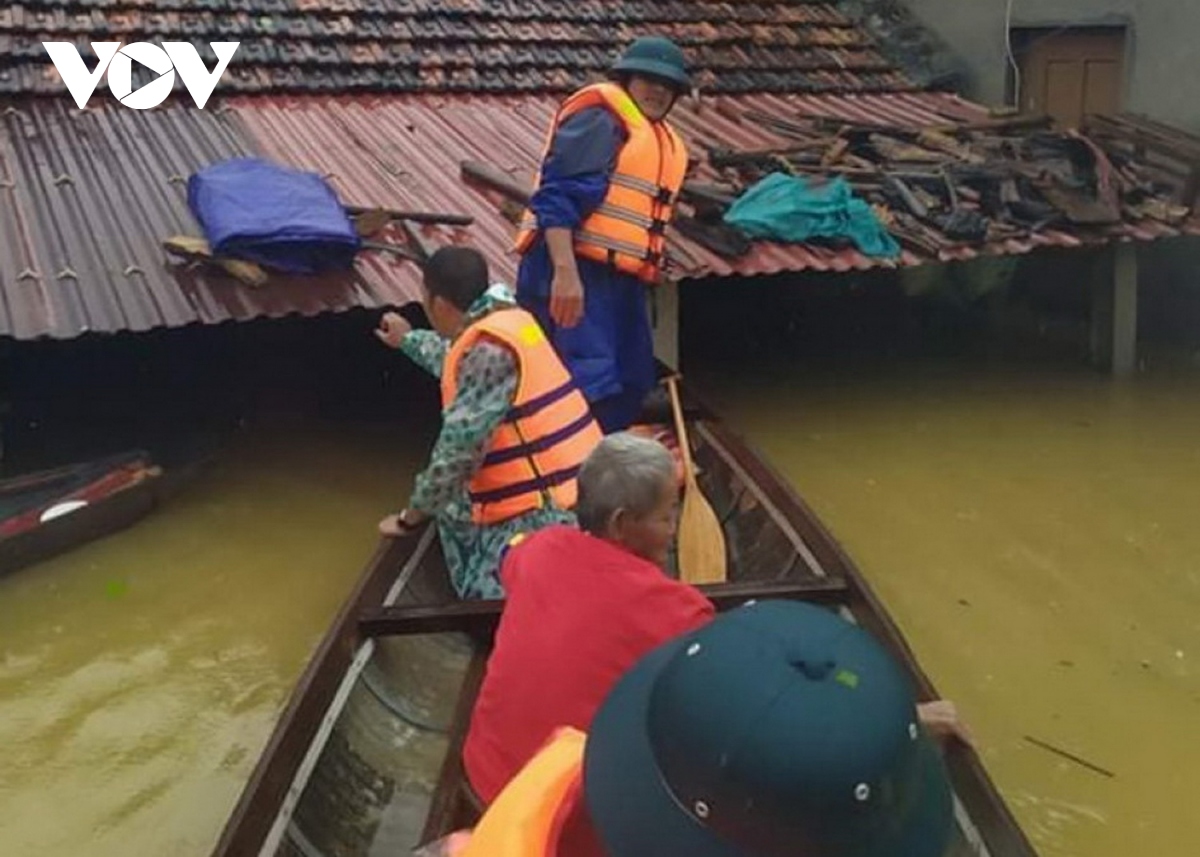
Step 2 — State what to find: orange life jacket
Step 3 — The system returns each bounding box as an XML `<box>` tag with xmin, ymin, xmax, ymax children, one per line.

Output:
<box><xmin>443</xmin><ymin>308</ymin><xmax>603</xmax><ymax>525</ymax></box>
<box><xmin>514</xmin><ymin>82</ymin><xmax>689</xmax><ymax>284</ymax></box>
<box><xmin>453</xmin><ymin>728</ymin><xmax>587</xmax><ymax>857</ymax></box>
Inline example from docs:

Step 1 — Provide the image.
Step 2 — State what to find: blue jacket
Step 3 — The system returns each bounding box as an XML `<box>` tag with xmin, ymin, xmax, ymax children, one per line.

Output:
<box><xmin>515</xmin><ymin>107</ymin><xmax>656</xmax><ymax>431</ymax></box>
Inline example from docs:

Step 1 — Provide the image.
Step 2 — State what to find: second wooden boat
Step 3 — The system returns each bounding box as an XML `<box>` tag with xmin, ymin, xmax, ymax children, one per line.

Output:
<box><xmin>0</xmin><ymin>450</ymin><xmax>166</xmax><ymax>577</ymax></box>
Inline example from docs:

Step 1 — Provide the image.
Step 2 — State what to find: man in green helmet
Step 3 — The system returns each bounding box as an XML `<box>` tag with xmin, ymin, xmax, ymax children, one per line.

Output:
<box><xmin>513</xmin><ymin>37</ymin><xmax>692</xmax><ymax>434</ymax></box>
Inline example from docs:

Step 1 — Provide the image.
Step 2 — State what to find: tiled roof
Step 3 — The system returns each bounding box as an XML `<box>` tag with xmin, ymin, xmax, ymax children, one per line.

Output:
<box><xmin>5</xmin><ymin>90</ymin><xmax>1196</xmax><ymax>341</ymax></box>
<box><xmin>0</xmin><ymin>1</ymin><xmax>915</xmax><ymax>96</ymax></box>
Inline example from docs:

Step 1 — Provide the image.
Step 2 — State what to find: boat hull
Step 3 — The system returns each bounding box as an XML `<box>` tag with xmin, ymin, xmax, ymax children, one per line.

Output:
<box><xmin>0</xmin><ymin>451</ymin><xmax>167</xmax><ymax>577</ymax></box>
<box><xmin>214</xmin><ymin>404</ymin><xmax>1037</xmax><ymax>857</ymax></box>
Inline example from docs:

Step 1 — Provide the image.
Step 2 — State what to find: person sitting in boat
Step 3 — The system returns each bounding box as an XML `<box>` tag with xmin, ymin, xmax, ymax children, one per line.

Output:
<box><xmin>436</xmin><ymin>600</ymin><xmax>962</xmax><ymax>857</ymax></box>
<box><xmin>461</xmin><ymin>431</ymin><xmax>714</xmax><ymax>805</ymax></box>
<box><xmin>458</xmin><ymin>433</ymin><xmax>973</xmax><ymax>819</ymax></box>
<box><xmin>374</xmin><ymin>246</ymin><xmax>603</xmax><ymax>600</ymax></box>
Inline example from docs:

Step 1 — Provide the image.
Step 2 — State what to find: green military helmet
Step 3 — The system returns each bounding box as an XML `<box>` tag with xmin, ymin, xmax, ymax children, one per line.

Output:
<box><xmin>610</xmin><ymin>36</ymin><xmax>691</xmax><ymax>93</ymax></box>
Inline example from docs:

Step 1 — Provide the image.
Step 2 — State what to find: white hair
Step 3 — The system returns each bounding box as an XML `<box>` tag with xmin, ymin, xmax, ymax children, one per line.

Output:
<box><xmin>576</xmin><ymin>432</ymin><xmax>675</xmax><ymax>535</ymax></box>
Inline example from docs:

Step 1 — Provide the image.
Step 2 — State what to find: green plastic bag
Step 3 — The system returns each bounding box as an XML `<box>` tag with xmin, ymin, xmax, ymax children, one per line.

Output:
<box><xmin>724</xmin><ymin>172</ymin><xmax>901</xmax><ymax>259</ymax></box>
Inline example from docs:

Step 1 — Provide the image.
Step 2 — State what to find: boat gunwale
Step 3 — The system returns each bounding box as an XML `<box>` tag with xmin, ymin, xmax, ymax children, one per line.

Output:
<box><xmin>698</xmin><ymin>419</ymin><xmax>1038</xmax><ymax>857</ymax></box>
<box><xmin>0</xmin><ymin>449</ymin><xmax>153</xmax><ymax>495</ymax></box>
<box><xmin>210</xmin><ymin>533</ymin><xmax>430</xmax><ymax>857</ymax></box>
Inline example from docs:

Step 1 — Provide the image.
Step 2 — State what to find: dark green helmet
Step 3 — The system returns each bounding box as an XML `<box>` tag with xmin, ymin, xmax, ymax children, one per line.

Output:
<box><xmin>610</xmin><ymin>36</ymin><xmax>691</xmax><ymax>92</ymax></box>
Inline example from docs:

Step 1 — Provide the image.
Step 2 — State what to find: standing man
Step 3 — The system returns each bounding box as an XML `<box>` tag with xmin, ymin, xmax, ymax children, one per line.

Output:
<box><xmin>375</xmin><ymin>246</ymin><xmax>603</xmax><ymax>600</ymax></box>
<box><xmin>514</xmin><ymin>36</ymin><xmax>692</xmax><ymax>433</ymax></box>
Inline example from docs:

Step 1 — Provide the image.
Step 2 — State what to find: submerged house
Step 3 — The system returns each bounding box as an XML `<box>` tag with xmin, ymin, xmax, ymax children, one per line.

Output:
<box><xmin>1</xmin><ymin>0</ymin><xmax>1198</xmax><ymax>380</ymax></box>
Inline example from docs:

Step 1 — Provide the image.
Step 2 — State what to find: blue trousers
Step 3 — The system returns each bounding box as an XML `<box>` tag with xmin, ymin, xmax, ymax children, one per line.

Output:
<box><xmin>516</xmin><ymin>248</ymin><xmax>656</xmax><ymax>433</ymax></box>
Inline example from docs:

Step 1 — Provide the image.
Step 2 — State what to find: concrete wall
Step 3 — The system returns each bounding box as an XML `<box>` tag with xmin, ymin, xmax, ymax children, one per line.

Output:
<box><xmin>903</xmin><ymin>0</ymin><xmax>1200</xmax><ymax>132</ymax></box>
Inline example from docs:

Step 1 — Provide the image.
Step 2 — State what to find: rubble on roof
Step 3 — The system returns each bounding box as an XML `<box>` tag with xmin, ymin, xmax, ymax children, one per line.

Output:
<box><xmin>453</xmin><ymin>94</ymin><xmax>1200</xmax><ymax>270</ymax></box>
<box><xmin>670</xmin><ymin>107</ymin><xmax>1200</xmax><ymax>262</ymax></box>
<box><xmin>1082</xmin><ymin>113</ymin><xmax>1200</xmax><ymax>206</ymax></box>
<box><xmin>0</xmin><ymin>0</ymin><xmax>917</xmax><ymax>96</ymax></box>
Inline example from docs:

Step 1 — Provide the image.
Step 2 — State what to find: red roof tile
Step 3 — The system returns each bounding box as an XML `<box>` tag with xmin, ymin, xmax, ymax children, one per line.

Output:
<box><xmin>1</xmin><ymin>1</ymin><xmax>914</xmax><ymax>97</ymax></box>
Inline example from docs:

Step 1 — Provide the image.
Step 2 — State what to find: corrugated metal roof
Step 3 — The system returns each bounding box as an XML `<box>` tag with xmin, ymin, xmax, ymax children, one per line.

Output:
<box><xmin>668</xmin><ymin>92</ymin><xmax>1200</xmax><ymax>274</ymax></box>
<box><xmin>4</xmin><ymin>89</ymin><xmax>1197</xmax><ymax>341</ymax></box>
<box><xmin>235</xmin><ymin>90</ymin><xmax>1200</xmax><ymax>281</ymax></box>
<box><xmin>0</xmin><ymin>97</ymin><xmax>435</xmax><ymax>340</ymax></box>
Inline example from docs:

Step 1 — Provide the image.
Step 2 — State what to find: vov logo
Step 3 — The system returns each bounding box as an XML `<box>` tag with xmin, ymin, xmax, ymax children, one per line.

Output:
<box><xmin>42</xmin><ymin>42</ymin><xmax>240</xmax><ymax>110</ymax></box>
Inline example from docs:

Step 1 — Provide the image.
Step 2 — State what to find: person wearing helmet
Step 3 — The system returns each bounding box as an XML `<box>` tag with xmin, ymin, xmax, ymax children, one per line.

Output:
<box><xmin>512</xmin><ymin>37</ymin><xmax>692</xmax><ymax>434</ymax></box>
<box><xmin>434</xmin><ymin>600</ymin><xmax>968</xmax><ymax>857</ymax></box>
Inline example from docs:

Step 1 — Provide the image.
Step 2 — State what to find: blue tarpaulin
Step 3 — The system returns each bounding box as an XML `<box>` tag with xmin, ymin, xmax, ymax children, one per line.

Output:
<box><xmin>724</xmin><ymin>172</ymin><xmax>901</xmax><ymax>259</ymax></box>
<box><xmin>187</xmin><ymin>158</ymin><xmax>361</xmax><ymax>274</ymax></box>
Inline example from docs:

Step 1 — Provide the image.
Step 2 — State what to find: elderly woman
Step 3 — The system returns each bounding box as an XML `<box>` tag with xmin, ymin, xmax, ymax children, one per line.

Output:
<box><xmin>460</xmin><ymin>432</ymin><xmax>714</xmax><ymax>807</ymax></box>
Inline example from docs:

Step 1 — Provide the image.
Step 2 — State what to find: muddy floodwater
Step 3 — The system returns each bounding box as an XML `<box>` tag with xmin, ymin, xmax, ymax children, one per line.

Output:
<box><xmin>697</xmin><ymin>358</ymin><xmax>1200</xmax><ymax>857</ymax></box>
<box><xmin>0</xmin><ymin>421</ymin><xmax>431</xmax><ymax>856</ymax></box>
<box><xmin>1</xmin><ymin>359</ymin><xmax>1198</xmax><ymax>857</ymax></box>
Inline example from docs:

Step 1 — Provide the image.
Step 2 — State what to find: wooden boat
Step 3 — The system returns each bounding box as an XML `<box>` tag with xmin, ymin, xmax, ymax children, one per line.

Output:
<box><xmin>214</xmin><ymin>399</ymin><xmax>1038</xmax><ymax>857</ymax></box>
<box><xmin>0</xmin><ymin>450</ymin><xmax>173</xmax><ymax>577</ymax></box>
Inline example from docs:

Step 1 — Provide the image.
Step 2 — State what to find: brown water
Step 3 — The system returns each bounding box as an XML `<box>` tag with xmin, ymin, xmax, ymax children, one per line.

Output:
<box><xmin>1</xmin><ymin>364</ymin><xmax>1197</xmax><ymax>857</ymax></box>
<box><xmin>697</xmin><ymin>360</ymin><xmax>1200</xmax><ymax>857</ymax></box>
<box><xmin>0</xmin><ymin>420</ymin><xmax>430</xmax><ymax>857</ymax></box>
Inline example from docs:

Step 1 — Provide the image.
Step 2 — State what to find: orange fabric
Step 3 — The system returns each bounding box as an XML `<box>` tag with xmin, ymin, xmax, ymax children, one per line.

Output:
<box><xmin>514</xmin><ymin>82</ymin><xmax>689</xmax><ymax>284</ymax></box>
<box><xmin>627</xmin><ymin>422</ymin><xmax>685</xmax><ymax>487</ymax></box>
<box><xmin>442</xmin><ymin>308</ymin><xmax>603</xmax><ymax>525</ymax></box>
<box><xmin>456</xmin><ymin>728</ymin><xmax>587</xmax><ymax>857</ymax></box>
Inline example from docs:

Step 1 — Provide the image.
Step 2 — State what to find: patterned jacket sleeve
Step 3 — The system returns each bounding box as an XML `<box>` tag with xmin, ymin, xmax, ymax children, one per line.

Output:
<box><xmin>400</xmin><ymin>330</ymin><xmax>449</xmax><ymax>378</ymax></box>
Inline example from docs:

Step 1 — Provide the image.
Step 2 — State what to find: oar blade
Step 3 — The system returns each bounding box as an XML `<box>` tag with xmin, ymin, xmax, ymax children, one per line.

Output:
<box><xmin>676</xmin><ymin>487</ymin><xmax>728</xmax><ymax>585</ymax></box>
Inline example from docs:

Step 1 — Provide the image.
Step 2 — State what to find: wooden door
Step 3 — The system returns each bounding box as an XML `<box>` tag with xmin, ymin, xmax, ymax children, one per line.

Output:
<box><xmin>1019</xmin><ymin>29</ymin><xmax>1126</xmax><ymax>128</ymax></box>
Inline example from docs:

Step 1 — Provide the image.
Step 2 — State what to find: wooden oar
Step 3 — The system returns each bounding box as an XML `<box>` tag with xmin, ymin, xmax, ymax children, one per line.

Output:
<box><xmin>665</xmin><ymin>375</ymin><xmax>728</xmax><ymax>584</ymax></box>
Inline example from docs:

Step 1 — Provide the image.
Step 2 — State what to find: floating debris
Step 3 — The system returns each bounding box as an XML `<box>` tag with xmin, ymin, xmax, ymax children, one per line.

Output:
<box><xmin>1024</xmin><ymin>735</ymin><xmax>1116</xmax><ymax>779</ymax></box>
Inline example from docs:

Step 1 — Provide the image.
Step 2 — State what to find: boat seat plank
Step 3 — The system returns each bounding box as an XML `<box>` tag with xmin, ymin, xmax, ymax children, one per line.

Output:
<box><xmin>358</xmin><ymin>578</ymin><xmax>852</xmax><ymax>639</ymax></box>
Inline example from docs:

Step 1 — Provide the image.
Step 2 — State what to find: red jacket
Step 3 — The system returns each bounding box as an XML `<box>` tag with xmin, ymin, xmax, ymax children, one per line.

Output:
<box><xmin>462</xmin><ymin>525</ymin><xmax>715</xmax><ymax>805</ymax></box>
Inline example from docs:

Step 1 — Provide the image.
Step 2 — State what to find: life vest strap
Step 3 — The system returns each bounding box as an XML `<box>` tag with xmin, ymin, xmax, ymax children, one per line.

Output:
<box><xmin>610</xmin><ymin>172</ymin><xmax>667</xmax><ymax>198</ymax></box>
<box><xmin>593</xmin><ymin>201</ymin><xmax>655</xmax><ymax>230</ymax></box>
<box><xmin>575</xmin><ymin>228</ymin><xmax>656</xmax><ymax>261</ymax></box>
<box><xmin>506</xmin><ymin>379</ymin><xmax>576</xmax><ymax>421</ymax></box>
<box><xmin>483</xmin><ymin>412</ymin><xmax>597</xmax><ymax>468</ymax></box>
<box><xmin>470</xmin><ymin>463</ymin><xmax>581</xmax><ymax>506</ymax></box>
